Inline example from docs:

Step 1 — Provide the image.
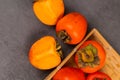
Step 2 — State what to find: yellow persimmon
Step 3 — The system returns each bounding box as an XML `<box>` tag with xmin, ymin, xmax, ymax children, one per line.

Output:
<box><xmin>29</xmin><ymin>36</ymin><xmax>62</xmax><ymax>70</ymax></box>
<box><xmin>33</xmin><ymin>0</ymin><xmax>65</xmax><ymax>25</ymax></box>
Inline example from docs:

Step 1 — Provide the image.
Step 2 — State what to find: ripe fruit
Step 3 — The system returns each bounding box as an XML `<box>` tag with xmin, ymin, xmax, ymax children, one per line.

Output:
<box><xmin>56</xmin><ymin>12</ymin><xmax>87</xmax><ymax>44</ymax></box>
<box><xmin>53</xmin><ymin>67</ymin><xmax>85</xmax><ymax>80</ymax></box>
<box><xmin>86</xmin><ymin>72</ymin><xmax>112</xmax><ymax>80</ymax></box>
<box><xmin>75</xmin><ymin>40</ymin><xmax>106</xmax><ymax>73</ymax></box>
<box><xmin>33</xmin><ymin>0</ymin><xmax>64</xmax><ymax>25</ymax></box>
<box><xmin>29</xmin><ymin>36</ymin><xmax>62</xmax><ymax>70</ymax></box>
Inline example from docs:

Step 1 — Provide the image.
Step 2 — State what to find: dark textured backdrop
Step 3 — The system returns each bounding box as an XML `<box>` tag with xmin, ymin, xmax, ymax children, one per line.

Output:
<box><xmin>0</xmin><ymin>0</ymin><xmax>120</xmax><ymax>80</ymax></box>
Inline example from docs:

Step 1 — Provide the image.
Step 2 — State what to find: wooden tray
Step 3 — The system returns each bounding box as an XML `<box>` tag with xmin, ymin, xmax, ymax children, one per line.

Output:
<box><xmin>44</xmin><ymin>28</ymin><xmax>120</xmax><ymax>80</ymax></box>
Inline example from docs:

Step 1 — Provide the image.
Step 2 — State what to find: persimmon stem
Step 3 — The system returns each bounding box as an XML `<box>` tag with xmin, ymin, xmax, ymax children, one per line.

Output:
<box><xmin>56</xmin><ymin>42</ymin><xmax>63</xmax><ymax>59</ymax></box>
<box><xmin>81</xmin><ymin>49</ymin><xmax>94</xmax><ymax>62</ymax></box>
<box><xmin>57</xmin><ymin>30</ymin><xmax>71</xmax><ymax>43</ymax></box>
<box><xmin>77</xmin><ymin>44</ymin><xmax>100</xmax><ymax>67</ymax></box>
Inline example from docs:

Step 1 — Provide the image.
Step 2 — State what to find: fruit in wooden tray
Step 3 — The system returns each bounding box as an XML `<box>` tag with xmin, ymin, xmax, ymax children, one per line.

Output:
<box><xmin>74</xmin><ymin>40</ymin><xmax>106</xmax><ymax>73</ymax></box>
<box><xmin>86</xmin><ymin>72</ymin><xmax>112</xmax><ymax>80</ymax></box>
<box><xmin>52</xmin><ymin>67</ymin><xmax>85</xmax><ymax>80</ymax></box>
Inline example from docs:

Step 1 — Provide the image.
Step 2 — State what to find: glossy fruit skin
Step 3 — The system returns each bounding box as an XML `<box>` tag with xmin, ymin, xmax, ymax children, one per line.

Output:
<box><xmin>86</xmin><ymin>72</ymin><xmax>112</xmax><ymax>80</ymax></box>
<box><xmin>52</xmin><ymin>67</ymin><xmax>85</xmax><ymax>80</ymax></box>
<box><xmin>56</xmin><ymin>12</ymin><xmax>87</xmax><ymax>44</ymax></box>
<box><xmin>29</xmin><ymin>36</ymin><xmax>61</xmax><ymax>70</ymax></box>
<box><xmin>33</xmin><ymin>0</ymin><xmax>64</xmax><ymax>25</ymax></box>
<box><xmin>75</xmin><ymin>40</ymin><xmax>106</xmax><ymax>73</ymax></box>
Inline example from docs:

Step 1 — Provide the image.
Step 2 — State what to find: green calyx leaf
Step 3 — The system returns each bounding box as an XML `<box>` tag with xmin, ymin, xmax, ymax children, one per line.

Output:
<box><xmin>77</xmin><ymin>44</ymin><xmax>100</xmax><ymax>68</ymax></box>
<box><xmin>81</xmin><ymin>49</ymin><xmax>94</xmax><ymax>62</ymax></box>
<box><xmin>85</xmin><ymin>44</ymin><xmax>97</xmax><ymax>55</ymax></box>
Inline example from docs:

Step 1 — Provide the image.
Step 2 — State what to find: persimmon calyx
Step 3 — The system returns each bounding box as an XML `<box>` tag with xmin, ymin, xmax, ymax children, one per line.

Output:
<box><xmin>77</xmin><ymin>44</ymin><xmax>100</xmax><ymax>67</ymax></box>
<box><xmin>81</xmin><ymin>49</ymin><xmax>94</xmax><ymax>62</ymax></box>
<box><xmin>56</xmin><ymin>42</ymin><xmax>63</xmax><ymax>59</ymax></box>
<box><xmin>57</xmin><ymin>30</ymin><xmax>71</xmax><ymax>43</ymax></box>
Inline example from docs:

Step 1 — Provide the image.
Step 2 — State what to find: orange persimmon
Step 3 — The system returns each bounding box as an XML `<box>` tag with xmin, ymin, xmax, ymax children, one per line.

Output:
<box><xmin>86</xmin><ymin>72</ymin><xmax>112</xmax><ymax>80</ymax></box>
<box><xmin>53</xmin><ymin>67</ymin><xmax>85</xmax><ymax>80</ymax></box>
<box><xmin>29</xmin><ymin>36</ymin><xmax>62</xmax><ymax>70</ymax></box>
<box><xmin>33</xmin><ymin>0</ymin><xmax>64</xmax><ymax>25</ymax></box>
<box><xmin>74</xmin><ymin>40</ymin><xmax>106</xmax><ymax>73</ymax></box>
<box><xmin>56</xmin><ymin>12</ymin><xmax>87</xmax><ymax>44</ymax></box>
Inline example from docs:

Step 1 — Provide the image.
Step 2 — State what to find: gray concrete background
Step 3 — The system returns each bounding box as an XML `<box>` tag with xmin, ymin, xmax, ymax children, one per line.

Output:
<box><xmin>0</xmin><ymin>0</ymin><xmax>120</xmax><ymax>80</ymax></box>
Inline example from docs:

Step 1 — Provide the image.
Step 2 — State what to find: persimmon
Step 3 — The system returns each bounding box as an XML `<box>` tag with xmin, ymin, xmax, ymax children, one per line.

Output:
<box><xmin>53</xmin><ymin>67</ymin><xmax>85</xmax><ymax>80</ymax></box>
<box><xmin>86</xmin><ymin>72</ymin><xmax>111</xmax><ymax>80</ymax></box>
<box><xmin>33</xmin><ymin>0</ymin><xmax>64</xmax><ymax>25</ymax></box>
<box><xmin>74</xmin><ymin>40</ymin><xmax>106</xmax><ymax>73</ymax></box>
<box><xmin>56</xmin><ymin>12</ymin><xmax>87</xmax><ymax>44</ymax></box>
<box><xmin>29</xmin><ymin>36</ymin><xmax>63</xmax><ymax>70</ymax></box>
